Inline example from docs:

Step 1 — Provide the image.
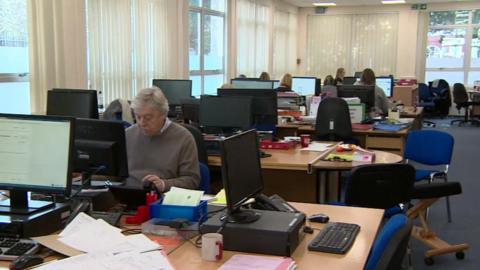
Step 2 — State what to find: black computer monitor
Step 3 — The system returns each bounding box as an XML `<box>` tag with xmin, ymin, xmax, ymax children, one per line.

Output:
<box><xmin>337</xmin><ymin>85</ymin><xmax>376</xmax><ymax>113</ymax></box>
<box><xmin>74</xmin><ymin>119</ymin><xmax>129</xmax><ymax>181</ymax></box>
<box><xmin>230</xmin><ymin>78</ymin><xmax>276</xmax><ymax>89</ymax></box>
<box><xmin>292</xmin><ymin>77</ymin><xmax>317</xmax><ymax>95</ymax></box>
<box><xmin>152</xmin><ymin>79</ymin><xmax>192</xmax><ymax>106</ymax></box>
<box><xmin>343</xmin><ymin>76</ymin><xmax>359</xmax><ymax>85</ymax></box>
<box><xmin>217</xmin><ymin>89</ymin><xmax>278</xmax><ymax>126</ymax></box>
<box><xmin>220</xmin><ymin>129</ymin><xmax>263</xmax><ymax>223</ymax></box>
<box><xmin>376</xmin><ymin>76</ymin><xmax>394</xmax><ymax>97</ymax></box>
<box><xmin>0</xmin><ymin>114</ymin><xmax>74</xmax><ymax>214</ymax></box>
<box><xmin>47</xmin><ymin>89</ymin><xmax>99</xmax><ymax>119</ymax></box>
<box><xmin>181</xmin><ymin>98</ymin><xmax>200</xmax><ymax>124</ymax></box>
<box><xmin>354</xmin><ymin>71</ymin><xmax>363</xmax><ymax>77</ymax></box>
<box><xmin>199</xmin><ymin>95</ymin><xmax>253</xmax><ymax>133</ymax></box>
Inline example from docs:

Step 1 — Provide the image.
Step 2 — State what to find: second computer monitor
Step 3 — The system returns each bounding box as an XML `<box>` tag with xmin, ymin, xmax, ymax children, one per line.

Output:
<box><xmin>47</xmin><ymin>89</ymin><xmax>99</xmax><ymax>119</ymax></box>
<box><xmin>217</xmin><ymin>89</ymin><xmax>278</xmax><ymax>126</ymax></box>
<box><xmin>337</xmin><ymin>85</ymin><xmax>375</xmax><ymax>113</ymax></box>
<box><xmin>74</xmin><ymin>119</ymin><xmax>129</xmax><ymax>179</ymax></box>
<box><xmin>199</xmin><ymin>95</ymin><xmax>253</xmax><ymax>132</ymax></box>
<box><xmin>376</xmin><ymin>76</ymin><xmax>394</xmax><ymax>97</ymax></box>
<box><xmin>292</xmin><ymin>77</ymin><xmax>317</xmax><ymax>95</ymax></box>
<box><xmin>230</xmin><ymin>78</ymin><xmax>276</xmax><ymax>89</ymax></box>
<box><xmin>152</xmin><ymin>79</ymin><xmax>192</xmax><ymax>106</ymax></box>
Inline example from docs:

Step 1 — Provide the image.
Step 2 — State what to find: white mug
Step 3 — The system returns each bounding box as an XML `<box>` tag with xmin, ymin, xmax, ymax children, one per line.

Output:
<box><xmin>201</xmin><ymin>233</ymin><xmax>223</xmax><ymax>261</ymax></box>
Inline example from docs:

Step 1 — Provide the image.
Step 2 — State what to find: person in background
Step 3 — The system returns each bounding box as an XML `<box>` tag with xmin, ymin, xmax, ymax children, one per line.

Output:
<box><xmin>354</xmin><ymin>68</ymin><xmax>390</xmax><ymax>115</ymax></box>
<box><xmin>125</xmin><ymin>87</ymin><xmax>200</xmax><ymax>192</ymax></box>
<box><xmin>322</xmin><ymin>75</ymin><xmax>337</xmax><ymax>97</ymax></box>
<box><xmin>238</xmin><ymin>74</ymin><xmax>247</xmax><ymax>78</ymax></box>
<box><xmin>324</xmin><ymin>75</ymin><xmax>335</xmax><ymax>86</ymax></box>
<box><xmin>276</xmin><ymin>73</ymin><xmax>293</xmax><ymax>92</ymax></box>
<box><xmin>259</xmin><ymin>71</ymin><xmax>271</xmax><ymax>81</ymax></box>
<box><xmin>334</xmin><ymin>67</ymin><xmax>345</xmax><ymax>86</ymax></box>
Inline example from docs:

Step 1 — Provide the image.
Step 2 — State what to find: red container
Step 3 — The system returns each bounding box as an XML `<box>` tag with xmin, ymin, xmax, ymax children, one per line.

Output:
<box><xmin>300</xmin><ymin>134</ymin><xmax>311</xmax><ymax>147</ymax></box>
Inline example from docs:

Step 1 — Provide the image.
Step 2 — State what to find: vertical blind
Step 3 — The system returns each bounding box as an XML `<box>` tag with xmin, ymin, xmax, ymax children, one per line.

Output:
<box><xmin>273</xmin><ymin>9</ymin><xmax>297</xmax><ymax>79</ymax></box>
<box><xmin>307</xmin><ymin>13</ymin><xmax>398</xmax><ymax>79</ymax></box>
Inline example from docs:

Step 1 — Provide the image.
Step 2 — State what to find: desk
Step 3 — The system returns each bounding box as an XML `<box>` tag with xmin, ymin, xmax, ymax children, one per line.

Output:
<box><xmin>208</xmin><ymin>147</ymin><xmax>402</xmax><ymax>203</ymax></box>
<box><xmin>277</xmin><ymin>106</ymin><xmax>423</xmax><ymax>156</ymax></box>
<box><xmin>168</xmin><ymin>203</ymin><xmax>384</xmax><ymax>270</ymax></box>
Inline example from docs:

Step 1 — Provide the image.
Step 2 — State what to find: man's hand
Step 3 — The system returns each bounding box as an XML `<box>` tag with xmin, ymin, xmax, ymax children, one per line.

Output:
<box><xmin>142</xmin><ymin>175</ymin><xmax>166</xmax><ymax>192</ymax></box>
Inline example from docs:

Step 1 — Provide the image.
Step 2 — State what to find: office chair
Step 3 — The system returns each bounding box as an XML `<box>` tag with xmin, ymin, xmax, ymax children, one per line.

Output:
<box><xmin>181</xmin><ymin>123</ymin><xmax>211</xmax><ymax>193</ymax></box>
<box><xmin>429</xmin><ymin>79</ymin><xmax>452</xmax><ymax>117</ymax></box>
<box><xmin>450</xmin><ymin>83</ymin><xmax>480</xmax><ymax>126</ymax></box>
<box><xmin>365</xmin><ymin>214</ymin><xmax>413</xmax><ymax>270</ymax></box>
<box><xmin>404</xmin><ymin>130</ymin><xmax>454</xmax><ymax>222</ymax></box>
<box><xmin>417</xmin><ymin>83</ymin><xmax>436</xmax><ymax>127</ymax></box>
<box><xmin>407</xmin><ymin>182</ymin><xmax>468</xmax><ymax>265</ymax></box>
<box><xmin>181</xmin><ymin>98</ymin><xmax>200</xmax><ymax>125</ymax></box>
<box><xmin>315</xmin><ymin>97</ymin><xmax>352</xmax><ymax>142</ymax></box>
<box><xmin>199</xmin><ymin>163</ymin><xmax>211</xmax><ymax>194</ymax></box>
<box><xmin>345</xmin><ymin>164</ymin><xmax>415</xmax><ymax>217</ymax></box>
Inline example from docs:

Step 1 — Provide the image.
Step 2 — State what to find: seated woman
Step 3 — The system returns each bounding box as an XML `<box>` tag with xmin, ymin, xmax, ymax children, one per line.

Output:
<box><xmin>322</xmin><ymin>75</ymin><xmax>337</xmax><ymax>97</ymax></box>
<box><xmin>276</xmin><ymin>73</ymin><xmax>293</xmax><ymax>92</ymax></box>
<box><xmin>354</xmin><ymin>68</ymin><xmax>390</xmax><ymax>115</ymax></box>
<box><xmin>334</xmin><ymin>67</ymin><xmax>345</xmax><ymax>86</ymax></box>
<box><xmin>259</xmin><ymin>71</ymin><xmax>271</xmax><ymax>81</ymax></box>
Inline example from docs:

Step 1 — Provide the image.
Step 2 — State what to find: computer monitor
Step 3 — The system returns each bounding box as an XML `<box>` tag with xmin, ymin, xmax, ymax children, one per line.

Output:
<box><xmin>47</xmin><ymin>89</ymin><xmax>99</xmax><ymax>119</ymax></box>
<box><xmin>74</xmin><ymin>119</ymin><xmax>129</xmax><ymax>181</ymax></box>
<box><xmin>217</xmin><ymin>89</ymin><xmax>278</xmax><ymax>126</ymax></box>
<box><xmin>0</xmin><ymin>114</ymin><xmax>74</xmax><ymax>214</ymax></box>
<box><xmin>376</xmin><ymin>76</ymin><xmax>394</xmax><ymax>97</ymax></box>
<box><xmin>343</xmin><ymin>76</ymin><xmax>359</xmax><ymax>85</ymax></box>
<box><xmin>337</xmin><ymin>85</ymin><xmax>376</xmax><ymax>113</ymax></box>
<box><xmin>292</xmin><ymin>77</ymin><xmax>317</xmax><ymax>95</ymax></box>
<box><xmin>230</xmin><ymin>78</ymin><xmax>275</xmax><ymax>89</ymax></box>
<box><xmin>199</xmin><ymin>95</ymin><xmax>253</xmax><ymax>133</ymax></box>
<box><xmin>273</xmin><ymin>80</ymin><xmax>280</xmax><ymax>88</ymax></box>
<box><xmin>354</xmin><ymin>71</ymin><xmax>363</xmax><ymax>78</ymax></box>
<box><xmin>152</xmin><ymin>79</ymin><xmax>192</xmax><ymax>106</ymax></box>
<box><xmin>181</xmin><ymin>98</ymin><xmax>200</xmax><ymax>124</ymax></box>
<box><xmin>220</xmin><ymin>129</ymin><xmax>263</xmax><ymax>223</ymax></box>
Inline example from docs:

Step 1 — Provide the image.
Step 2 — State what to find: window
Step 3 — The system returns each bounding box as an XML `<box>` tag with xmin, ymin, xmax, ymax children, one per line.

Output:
<box><xmin>425</xmin><ymin>10</ymin><xmax>480</xmax><ymax>86</ymax></box>
<box><xmin>273</xmin><ymin>9</ymin><xmax>297</xmax><ymax>79</ymax></box>
<box><xmin>189</xmin><ymin>0</ymin><xmax>226</xmax><ymax>96</ymax></box>
<box><xmin>0</xmin><ymin>0</ymin><xmax>30</xmax><ymax>114</ymax></box>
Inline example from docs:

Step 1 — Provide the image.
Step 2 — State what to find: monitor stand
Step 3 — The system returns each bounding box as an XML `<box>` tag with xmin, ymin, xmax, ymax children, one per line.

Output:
<box><xmin>221</xmin><ymin>208</ymin><xmax>261</xmax><ymax>224</ymax></box>
<box><xmin>0</xmin><ymin>190</ymin><xmax>54</xmax><ymax>215</ymax></box>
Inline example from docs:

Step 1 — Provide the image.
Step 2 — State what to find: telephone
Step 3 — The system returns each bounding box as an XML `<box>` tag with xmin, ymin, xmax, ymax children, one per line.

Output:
<box><xmin>253</xmin><ymin>194</ymin><xmax>298</xmax><ymax>213</ymax></box>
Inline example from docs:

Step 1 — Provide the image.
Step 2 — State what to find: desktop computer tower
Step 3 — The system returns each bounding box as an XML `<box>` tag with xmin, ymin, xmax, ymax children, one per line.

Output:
<box><xmin>200</xmin><ymin>209</ymin><xmax>306</xmax><ymax>256</ymax></box>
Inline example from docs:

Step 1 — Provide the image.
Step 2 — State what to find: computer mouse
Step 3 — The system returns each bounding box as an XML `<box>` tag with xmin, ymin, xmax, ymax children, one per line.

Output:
<box><xmin>10</xmin><ymin>254</ymin><xmax>44</xmax><ymax>270</ymax></box>
<box><xmin>308</xmin><ymin>213</ymin><xmax>329</xmax><ymax>223</ymax></box>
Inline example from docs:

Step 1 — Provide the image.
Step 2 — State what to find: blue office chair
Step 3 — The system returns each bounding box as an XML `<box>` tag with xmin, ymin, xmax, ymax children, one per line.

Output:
<box><xmin>199</xmin><ymin>162</ymin><xmax>211</xmax><ymax>194</ymax></box>
<box><xmin>365</xmin><ymin>214</ymin><xmax>413</xmax><ymax>270</ymax></box>
<box><xmin>404</xmin><ymin>130</ymin><xmax>454</xmax><ymax>222</ymax></box>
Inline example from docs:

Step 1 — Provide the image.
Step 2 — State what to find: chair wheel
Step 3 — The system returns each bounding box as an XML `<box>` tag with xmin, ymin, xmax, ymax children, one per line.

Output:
<box><xmin>456</xmin><ymin>252</ymin><xmax>465</xmax><ymax>260</ymax></box>
<box><xmin>424</xmin><ymin>257</ymin><xmax>434</xmax><ymax>265</ymax></box>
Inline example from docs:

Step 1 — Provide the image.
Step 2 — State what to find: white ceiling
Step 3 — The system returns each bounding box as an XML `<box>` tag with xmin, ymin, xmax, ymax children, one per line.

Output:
<box><xmin>283</xmin><ymin>0</ymin><xmax>478</xmax><ymax>7</ymax></box>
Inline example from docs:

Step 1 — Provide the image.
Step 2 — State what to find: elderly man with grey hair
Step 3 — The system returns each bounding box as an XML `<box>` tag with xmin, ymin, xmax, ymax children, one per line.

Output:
<box><xmin>125</xmin><ymin>87</ymin><xmax>200</xmax><ymax>192</ymax></box>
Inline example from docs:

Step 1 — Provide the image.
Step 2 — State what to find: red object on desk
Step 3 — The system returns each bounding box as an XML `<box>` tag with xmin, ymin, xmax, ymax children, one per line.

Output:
<box><xmin>125</xmin><ymin>192</ymin><xmax>158</xmax><ymax>224</ymax></box>
<box><xmin>260</xmin><ymin>140</ymin><xmax>296</xmax><ymax>150</ymax></box>
<box><xmin>352</xmin><ymin>124</ymin><xmax>373</xmax><ymax>130</ymax></box>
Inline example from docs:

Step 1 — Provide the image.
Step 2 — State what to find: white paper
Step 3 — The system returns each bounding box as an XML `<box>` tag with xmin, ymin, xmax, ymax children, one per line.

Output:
<box><xmin>59</xmin><ymin>212</ymin><xmax>96</xmax><ymax>237</ymax></box>
<box><xmin>300</xmin><ymin>142</ymin><xmax>332</xmax><ymax>152</ymax></box>
<box><xmin>163</xmin><ymin>187</ymin><xmax>203</xmax><ymax>206</ymax></box>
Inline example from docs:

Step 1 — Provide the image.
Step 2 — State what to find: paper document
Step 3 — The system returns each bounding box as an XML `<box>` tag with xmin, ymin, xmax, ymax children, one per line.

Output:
<box><xmin>163</xmin><ymin>187</ymin><xmax>203</xmax><ymax>206</ymax></box>
<box><xmin>300</xmin><ymin>142</ymin><xmax>332</xmax><ymax>152</ymax></box>
<box><xmin>36</xmin><ymin>250</ymin><xmax>174</xmax><ymax>270</ymax></box>
<box><xmin>219</xmin><ymin>255</ymin><xmax>295</xmax><ymax>270</ymax></box>
<box><xmin>209</xmin><ymin>189</ymin><xmax>227</xmax><ymax>205</ymax></box>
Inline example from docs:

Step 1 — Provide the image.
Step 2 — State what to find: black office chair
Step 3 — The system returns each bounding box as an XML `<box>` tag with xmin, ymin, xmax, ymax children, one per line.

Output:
<box><xmin>181</xmin><ymin>98</ymin><xmax>200</xmax><ymax>126</ymax></box>
<box><xmin>345</xmin><ymin>164</ymin><xmax>415</xmax><ymax>212</ymax></box>
<box><xmin>429</xmin><ymin>79</ymin><xmax>452</xmax><ymax>117</ymax></box>
<box><xmin>181</xmin><ymin>123</ymin><xmax>207</xmax><ymax>164</ymax></box>
<box><xmin>315</xmin><ymin>97</ymin><xmax>352</xmax><ymax>142</ymax></box>
<box><xmin>450</xmin><ymin>83</ymin><xmax>480</xmax><ymax>126</ymax></box>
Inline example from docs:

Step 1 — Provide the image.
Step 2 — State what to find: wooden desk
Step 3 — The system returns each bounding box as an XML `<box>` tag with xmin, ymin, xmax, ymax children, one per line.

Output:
<box><xmin>168</xmin><ymin>203</ymin><xmax>384</xmax><ymax>270</ymax></box>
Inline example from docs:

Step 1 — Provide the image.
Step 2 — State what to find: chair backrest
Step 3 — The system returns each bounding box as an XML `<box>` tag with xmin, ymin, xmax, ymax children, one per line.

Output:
<box><xmin>345</xmin><ymin>164</ymin><xmax>415</xmax><ymax>209</ymax></box>
<box><xmin>199</xmin><ymin>162</ymin><xmax>211</xmax><ymax>193</ymax></box>
<box><xmin>404</xmin><ymin>130</ymin><xmax>454</xmax><ymax>166</ymax></box>
<box><xmin>452</xmin><ymin>83</ymin><xmax>468</xmax><ymax>105</ymax></box>
<box><xmin>181</xmin><ymin>123</ymin><xmax>208</xmax><ymax>164</ymax></box>
<box><xmin>418</xmin><ymin>83</ymin><xmax>432</xmax><ymax>102</ymax></box>
<box><xmin>429</xmin><ymin>79</ymin><xmax>450</xmax><ymax>95</ymax></box>
<box><xmin>315</xmin><ymin>97</ymin><xmax>352</xmax><ymax>141</ymax></box>
<box><xmin>365</xmin><ymin>214</ymin><xmax>413</xmax><ymax>270</ymax></box>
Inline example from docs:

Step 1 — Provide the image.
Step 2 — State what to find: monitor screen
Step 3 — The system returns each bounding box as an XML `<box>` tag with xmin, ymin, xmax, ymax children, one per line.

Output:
<box><xmin>292</xmin><ymin>77</ymin><xmax>316</xmax><ymax>95</ymax></box>
<box><xmin>376</xmin><ymin>76</ymin><xmax>394</xmax><ymax>97</ymax></box>
<box><xmin>0</xmin><ymin>114</ymin><xmax>74</xmax><ymax>214</ymax></box>
<box><xmin>354</xmin><ymin>71</ymin><xmax>363</xmax><ymax>77</ymax></box>
<box><xmin>152</xmin><ymin>79</ymin><xmax>192</xmax><ymax>106</ymax></box>
<box><xmin>199</xmin><ymin>95</ymin><xmax>252</xmax><ymax>131</ymax></box>
<box><xmin>230</xmin><ymin>79</ymin><xmax>275</xmax><ymax>89</ymax></box>
<box><xmin>74</xmin><ymin>119</ymin><xmax>128</xmax><ymax>179</ymax></box>
<box><xmin>47</xmin><ymin>89</ymin><xmax>99</xmax><ymax>119</ymax></box>
<box><xmin>217</xmin><ymin>89</ymin><xmax>277</xmax><ymax>126</ymax></box>
<box><xmin>337</xmin><ymin>85</ymin><xmax>376</xmax><ymax>112</ymax></box>
<box><xmin>220</xmin><ymin>129</ymin><xmax>263</xmax><ymax>223</ymax></box>
<box><xmin>273</xmin><ymin>80</ymin><xmax>280</xmax><ymax>88</ymax></box>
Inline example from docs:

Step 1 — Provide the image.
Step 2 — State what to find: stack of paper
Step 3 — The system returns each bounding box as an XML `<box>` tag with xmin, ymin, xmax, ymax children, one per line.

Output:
<box><xmin>300</xmin><ymin>142</ymin><xmax>332</xmax><ymax>152</ymax></box>
<box><xmin>219</xmin><ymin>255</ymin><xmax>296</xmax><ymax>270</ymax></box>
<box><xmin>163</xmin><ymin>187</ymin><xmax>204</xmax><ymax>206</ymax></box>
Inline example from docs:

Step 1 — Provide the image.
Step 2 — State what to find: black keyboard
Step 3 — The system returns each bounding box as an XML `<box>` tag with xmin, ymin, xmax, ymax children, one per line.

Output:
<box><xmin>89</xmin><ymin>211</ymin><xmax>122</xmax><ymax>226</ymax></box>
<box><xmin>308</xmin><ymin>222</ymin><xmax>360</xmax><ymax>254</ymax></box>
<box><xmin>0</xmin><ymin>237</ymin><xmax>40</xmax><ymax>261</ymax></box>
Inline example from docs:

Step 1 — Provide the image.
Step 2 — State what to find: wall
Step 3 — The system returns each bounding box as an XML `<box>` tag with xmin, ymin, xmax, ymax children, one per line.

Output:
<box><xmin>296</xmin><ymin>2</ymin><xmax>480</xmax><ymax>79</ymax></box>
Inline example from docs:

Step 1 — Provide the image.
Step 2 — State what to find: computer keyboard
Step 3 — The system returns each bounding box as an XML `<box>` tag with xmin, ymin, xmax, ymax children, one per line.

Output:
<box><xmin>0</xmin><ymin>237</ymin><xmax>40</xmax><ymax>261</ymax></box>
<box><xmin>308</xmin><ymin>222</ymin><xmax>360</xmax><ymax>254</ymax></box>
<box><xmin>89</xmin><ymin>211</ymin><xmax>123</xmax><ymax>226</ymax></box>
